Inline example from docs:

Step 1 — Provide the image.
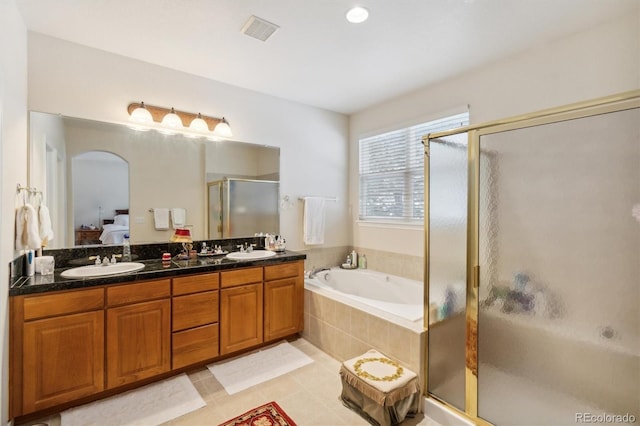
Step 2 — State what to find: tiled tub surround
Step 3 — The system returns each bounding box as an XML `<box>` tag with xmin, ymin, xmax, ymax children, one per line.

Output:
<box><xmin>299</xmin><ymin>245</ymin><xmax>351</xmax><ymax>273</ymax></box>
<box><xmin>300</xmin><ymin>246</ymin><xmax>424</xmax><ymax>283</ymax></box>
<box><xmin>302</xmin><ymin>270</ymin><xmax>426</xmax><ymax>384</ymax></box>
<box><xmin>354</xmin><ymin>247</ymin><xmax>424</xmax><ymax>282</ymax></box>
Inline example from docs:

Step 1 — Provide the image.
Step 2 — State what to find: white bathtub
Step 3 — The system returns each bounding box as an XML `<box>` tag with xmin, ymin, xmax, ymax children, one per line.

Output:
<box><xmin>304</xmin><ymin>267</ymin><xmax>424</xmax><ymax>331</ymax></box>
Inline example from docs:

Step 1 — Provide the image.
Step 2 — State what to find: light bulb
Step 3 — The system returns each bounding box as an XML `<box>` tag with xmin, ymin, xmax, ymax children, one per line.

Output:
<box><xmin>214</xmin><ymin>117</ymin><xmax>232</xmax><ymax>138</ymax></box>
<box><xmin>130</xmin><ymin>102</ymin><xmax>153</xmax><ymax>123</ymax></box>
<box><xmin>161</xmin><ymin>108</ymin><xmax>183</xmax><ymax>130</ymax></box>
<box><xmin>189</xmin><ymin>113</ymin><xmax>209</xmax><ymax>132</ymax></box>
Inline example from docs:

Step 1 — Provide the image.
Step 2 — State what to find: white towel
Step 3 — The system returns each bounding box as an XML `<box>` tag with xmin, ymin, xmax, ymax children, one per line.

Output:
<box><xmin>153</xmin><ymin>208</ymin><xmax>170</xmax><ymax>230</ymax></box>
<box><xmin>38</xmin><ymin>204</ymin><xmax>54</xmax><ymax>246</ymax></box>
<box><xmin>303</xmin><ymin>197</ymin><xmax>326</xmax><ymax>245</ymax></box>
<box><xmin>171</xmin><ymin>208</ymin><xmax>186</xmax><ymax>229</ymax></box>
<box><xmin>15</xmin><ymin>204</ymin><xmax>42</xmax><ymax>250</ymax></box>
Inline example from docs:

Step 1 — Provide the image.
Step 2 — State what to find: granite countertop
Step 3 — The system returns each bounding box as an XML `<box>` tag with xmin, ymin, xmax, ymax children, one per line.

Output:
<box><xmin>10</xmin><ymin>251</ymin><xmax>306</xmax><ymax>296</ymax></box>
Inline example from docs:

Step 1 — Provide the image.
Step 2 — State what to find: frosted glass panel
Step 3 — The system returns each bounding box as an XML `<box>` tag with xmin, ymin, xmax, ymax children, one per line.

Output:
<box><xmin>428</xmin><ymin>133</ymin><xmax>468</xmax><ymax>410</ymax></box>
<box><xmin>224</xmin><ymin>179</ymin><xmax>279</xmax><ymax>237</ymax></box>
<box><xmin>477</xmin><ymin>108</ymin><xmax>640</xmax><ymax>425</ymax></box>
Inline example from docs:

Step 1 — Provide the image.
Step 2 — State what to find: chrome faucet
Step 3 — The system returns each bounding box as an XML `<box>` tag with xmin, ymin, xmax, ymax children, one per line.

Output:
<box><xmin>308</xmin><ymin>266</ymin><xmax>330</xmax><ymax>279</ymax></box>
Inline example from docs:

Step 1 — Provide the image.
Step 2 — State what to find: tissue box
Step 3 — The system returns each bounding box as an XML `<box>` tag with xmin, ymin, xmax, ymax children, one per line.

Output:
<box><xmin>35</xmin><ymin>256</ymin><xmax>55</xmax><ymax>275</ymax></box>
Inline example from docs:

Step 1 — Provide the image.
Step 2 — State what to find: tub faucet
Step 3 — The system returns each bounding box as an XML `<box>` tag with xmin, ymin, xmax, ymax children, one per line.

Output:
<box><xmin>309</xmin><ymin>267</ymin><xmax>330</xmax><ymax>279</ymax></box>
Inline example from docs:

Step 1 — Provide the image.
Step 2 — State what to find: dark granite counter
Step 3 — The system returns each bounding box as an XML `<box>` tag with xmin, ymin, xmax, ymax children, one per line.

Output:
<box><xmin>10</xmin><ymin>250</ymin><xmax>305</xmax><ymax>296</ymax></box>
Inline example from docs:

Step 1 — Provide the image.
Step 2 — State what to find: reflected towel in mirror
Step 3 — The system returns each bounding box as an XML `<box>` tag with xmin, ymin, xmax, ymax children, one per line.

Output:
<box><xmin>153</xmin><ymin>208</ymin><xmax>170</xmax><ymax>230</ymax></box>
<box><xmin>171</xmin><ymin>208</ymin><xmax>186</xmax><ymax>229</ymax></box>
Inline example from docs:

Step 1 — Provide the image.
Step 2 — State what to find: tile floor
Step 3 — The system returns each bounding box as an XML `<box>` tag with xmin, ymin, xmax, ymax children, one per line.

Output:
<box><xmin>21</xmin><ymin>338</ymin><xmax>442</xmax><ymax>426</ymax></box>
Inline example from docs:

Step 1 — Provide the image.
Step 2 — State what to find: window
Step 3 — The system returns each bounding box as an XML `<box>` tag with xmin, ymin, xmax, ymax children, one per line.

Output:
<box><xmin>359</xmin><ymin>112</ymin><xmax>469</xmax><ymax>221</ymax></box>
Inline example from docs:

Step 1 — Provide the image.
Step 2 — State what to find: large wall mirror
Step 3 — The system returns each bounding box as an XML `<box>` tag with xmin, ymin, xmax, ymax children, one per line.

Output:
<box><xmin>29</xmin><ymin>111</ymin><xmax>280</xmax><ymax>248</ymax></box>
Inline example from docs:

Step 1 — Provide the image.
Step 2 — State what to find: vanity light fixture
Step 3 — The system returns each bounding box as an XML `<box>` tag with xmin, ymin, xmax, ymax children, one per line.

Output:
<box><xmin>346</xmin><ymin>6</ymin><xmax>369</xmax><ymax>24</ymax></box>
<box><xmin>126</xmin><ymin>102</ymin><xmax>233</xmax><ymax>139</ymax></box>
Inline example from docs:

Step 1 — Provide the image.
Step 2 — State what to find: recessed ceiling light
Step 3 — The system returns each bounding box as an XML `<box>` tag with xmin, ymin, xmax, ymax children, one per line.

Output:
<box><xmin>346</xmin><ymin>6</ymin><xmax>369</xmax><ymax>24</ymax></box>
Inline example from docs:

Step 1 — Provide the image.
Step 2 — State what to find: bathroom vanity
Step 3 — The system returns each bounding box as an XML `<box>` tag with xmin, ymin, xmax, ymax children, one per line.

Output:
<box><xmin>9</xmin><ymin>253</ymin><xmax>304</xmax><ymax>420</ymax></box>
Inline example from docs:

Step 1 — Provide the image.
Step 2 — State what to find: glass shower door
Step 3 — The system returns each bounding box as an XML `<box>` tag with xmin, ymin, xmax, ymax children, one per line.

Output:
<box><xmin>477</xmin><ymin>108</ymin><xmax>640</xmax><ymax>425</ymax></box>
<box><xmin>427</xmin><ymin>133</ymin><xmax>469</xmax><ymax>411</ymax></box>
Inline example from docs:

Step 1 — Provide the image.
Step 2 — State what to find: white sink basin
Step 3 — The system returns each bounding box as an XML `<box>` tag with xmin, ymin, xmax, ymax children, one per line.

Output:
<box><xmin>61</xmin><ymin>262</ymin><xmax>145</xmax><ymax>279</ymax></box>
<box><xmin>226</xmin><ymin>250</ymin><xmax>277</xmax><ymax>260</ymax></box>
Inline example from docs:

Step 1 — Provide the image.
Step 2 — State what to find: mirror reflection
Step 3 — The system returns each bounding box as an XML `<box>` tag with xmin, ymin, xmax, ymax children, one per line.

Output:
<box><xmin>29</xmin><ymin>112</ymin><xmax>280</xmax><ymax>249</ymax></box>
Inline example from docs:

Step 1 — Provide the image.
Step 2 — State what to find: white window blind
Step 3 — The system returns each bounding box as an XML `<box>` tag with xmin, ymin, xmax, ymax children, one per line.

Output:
<box><xmin>359</xmin><ymin>112</ymin><xmax>469</xmax><ymax>220</ymax></box>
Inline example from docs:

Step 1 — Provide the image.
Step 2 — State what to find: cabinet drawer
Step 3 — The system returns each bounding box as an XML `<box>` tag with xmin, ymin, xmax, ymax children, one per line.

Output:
<box><xmin>264</xmin><ymin>261</ymin><xmax>303</xmax><ymax>281</ymax></box>
<box><xmin>23</xmin><ymin>288</ymin><xmax>105</xmax><ymax>321</ymax></box>
<box><xmin>172</xmin><ymin>324</ymin><xmax>219</xmax><ymax>369</ymax></box>
<box><xmin>220</xmin><ymin>267</ymin><xmax>262</xmax><ymax>288</ymax></box>
<box><xmin>107</xmin><ymin>279</ymin><xmax>171</xmax><ymax>307</ymax></box>
<box><xmin>172</xmin><ymin>291</ymin><xmax>219</xmax><ymax>332</ymax></box>
<box><xmin>173</xmin><ymin>273</ymin><xmax>219</xmax><ymax>296</ymax></box>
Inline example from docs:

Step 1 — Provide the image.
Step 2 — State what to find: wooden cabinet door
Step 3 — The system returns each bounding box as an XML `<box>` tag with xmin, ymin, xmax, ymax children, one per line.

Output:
<box><xmin>106</xmin><ymin>299</ymin><xmax>171</xmax><ymax>388</ymax></box>
<box><xmin>264</xmin><ymin>276</ymin><xmax>304</xmax><ymax>342</ymax></box>
<box><xmin>22</xmin><ymin>311</ymin><xmax>104</xmax><ymax>413</ymax></box>
<box><xmin>220</xmin><ymin>283</ymin><xmax>263</xmax><ymax>355</ymax></box>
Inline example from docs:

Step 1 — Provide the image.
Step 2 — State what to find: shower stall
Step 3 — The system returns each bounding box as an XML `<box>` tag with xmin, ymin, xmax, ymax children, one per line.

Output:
<box><xmin>424</xmin><ymin>91</ymin><xmax>639</xmax><ymax>425</ymax></box>
<box><xmin>208</xmin><ymin>178</ymin><xmax>279</xmax><ymax>238</ymax></box>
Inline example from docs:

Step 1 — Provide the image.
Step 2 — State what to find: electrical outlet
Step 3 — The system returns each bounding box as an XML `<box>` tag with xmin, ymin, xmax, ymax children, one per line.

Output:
<box><xmin>134</xmin><ymin>216</ymin><xmax>145</xmax><ymax>224</ymax></box>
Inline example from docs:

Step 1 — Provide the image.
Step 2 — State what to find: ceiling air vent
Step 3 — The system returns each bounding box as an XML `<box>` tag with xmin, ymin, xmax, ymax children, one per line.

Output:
<box><xmin>241</xmin><ymin>15</ymin><xmax>279</xmax><ymax>42</ymax></box>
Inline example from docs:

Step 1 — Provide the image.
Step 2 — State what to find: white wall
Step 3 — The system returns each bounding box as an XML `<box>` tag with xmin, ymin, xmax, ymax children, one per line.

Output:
<box><xmin>28</xmin><ymin>33</ymin><xmax>351</xmax><ymax>251</ymax></box>
<box><xmin>72</xmin><ymin>154</ymin><xmax>129</xmax><ymax>231</ymax></box>
<box><xmin>350</xmin><ymin>12</ymin><xmax>640</xmax><ymax>257</ymax></box>
<box><xmin>0</xmin><ymin>0</ymin><xmax>27</xmax><ymax>422</ymax></box>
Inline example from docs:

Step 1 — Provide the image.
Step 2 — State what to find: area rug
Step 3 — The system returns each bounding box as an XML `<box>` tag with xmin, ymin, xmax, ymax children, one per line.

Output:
<box><xmin>208</xmin><ymin>341</ymin><xmax>313</xmax><ymax>395</ymax></box>
<box><xmin>60</xmin><ymin>373</ymin><xmax>206</xmax><ymax>426</ymax></box>
<box><xmin>219</xmin><ymin>401</ymin><xmax>297</xmax><ymax>426</ymax></box>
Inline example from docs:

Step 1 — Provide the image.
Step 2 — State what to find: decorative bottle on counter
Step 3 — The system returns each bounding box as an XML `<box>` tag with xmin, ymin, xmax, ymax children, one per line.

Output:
<box><xmin>122</xmin><ymin>234</ymin><xmax>131</xmax><ymax>261</ymax></box>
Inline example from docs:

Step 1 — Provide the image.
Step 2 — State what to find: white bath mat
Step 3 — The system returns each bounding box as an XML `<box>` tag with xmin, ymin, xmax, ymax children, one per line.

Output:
<box><xmin>60</xmin><ymin>373</ymin><xmax>205</xmax><ymax>426</ymax></box>
<box><xmin>208</xmin><ymin>341</ymin><xmax>314</xmax><ymax>395</ymax></box>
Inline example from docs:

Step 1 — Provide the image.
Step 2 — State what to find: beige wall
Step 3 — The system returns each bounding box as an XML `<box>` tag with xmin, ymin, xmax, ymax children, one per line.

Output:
<box><xmin>0</xmin><ymin>0</ymin><xmax>28</xmax><ymax>422</ymax></box>
<box><xmin>350</xmin><ymin>12</ymin><xmax>640</xmax><ymax>264</ymax></box>
<box><xmin>27</xmin><ymin>33</ymin><xmax>351</xmax><ymax>251</ymax></box>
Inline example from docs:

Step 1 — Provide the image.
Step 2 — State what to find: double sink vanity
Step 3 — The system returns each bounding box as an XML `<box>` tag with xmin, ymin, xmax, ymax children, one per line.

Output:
<box><xmin>9</xmin><ymin>244</ymin><xmax>305</xmax><ymax>421</ymax></box>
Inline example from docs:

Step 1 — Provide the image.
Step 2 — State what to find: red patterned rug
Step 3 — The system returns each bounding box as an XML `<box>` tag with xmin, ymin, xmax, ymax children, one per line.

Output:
<box><xmin>219</xmin><ymin>401</ymin><xmax>297</xmax><ymax>426</ymax></box>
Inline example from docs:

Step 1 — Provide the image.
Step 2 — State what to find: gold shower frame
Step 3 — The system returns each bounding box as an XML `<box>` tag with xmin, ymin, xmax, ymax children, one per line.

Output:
<box><xmin>423</xmin><ymin>89</ymin><xmax>640</xmax><ymax>425</ymax></box>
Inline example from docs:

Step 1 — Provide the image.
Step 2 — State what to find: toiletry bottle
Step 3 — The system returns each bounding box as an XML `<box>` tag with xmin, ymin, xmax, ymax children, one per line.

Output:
<box><xmin>122</xmin><ymin>234</ymin><xmax>131</xmax><ymax>261</ymax></box>
<box><xmin>350</xmin><ymin>250</ymin><xmax>358</xmax><ymax>268</ymax></box>
<box><xmin>26</xmin><ymin>250</ymin><xmax>35</xmax><ymax>276</ymax></box>
<box><xmin>358</xmin><ymin>254</ymin><xmax>367</xmax><ymax>269</ymax></box>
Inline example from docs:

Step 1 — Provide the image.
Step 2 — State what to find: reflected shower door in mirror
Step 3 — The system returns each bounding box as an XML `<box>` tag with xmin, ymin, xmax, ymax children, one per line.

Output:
<box><xmin>29</xmin><ymin>111</ymin><xmax>280</xmax><ymax>248</ymax></box>
<box><xmin>208</xmin><ymin>179</ymin><xmax>279</xmax><ymax>238</ymax></box>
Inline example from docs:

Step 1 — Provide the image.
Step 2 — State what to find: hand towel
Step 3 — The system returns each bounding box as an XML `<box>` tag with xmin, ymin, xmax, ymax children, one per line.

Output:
<box><xmin>171</xmin><ymin>208</ymin><xmax>186</xmax><ymax>229</ymax></box>
<box><xmin>303</xmin><ymin>197</ymin><xmax>326</xmax><ymax>245</ymax></box>
<box><xmin>153</xmin><ymin>208</ymin><xmax>170</xmax><ymax>230</ymax></box>
<box><xmin>38</xmin><ymin>204</ymin><xmax>54</xmax><ymax>246</ymax></box>
<box><xmin>15</xmin><ymin>204</ymin><xmax>43</xmax><ymax>250</ymax></box>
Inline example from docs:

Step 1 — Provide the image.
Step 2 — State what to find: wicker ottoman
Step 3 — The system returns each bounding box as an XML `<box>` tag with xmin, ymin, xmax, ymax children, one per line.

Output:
<box><xmin>339</xmin><ymin>350</ymin><xmax>421</xmax><ymax>426</ymax></box>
